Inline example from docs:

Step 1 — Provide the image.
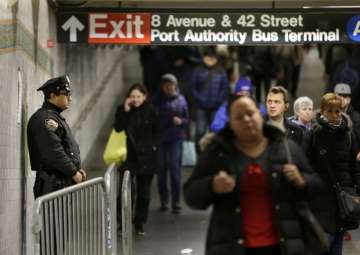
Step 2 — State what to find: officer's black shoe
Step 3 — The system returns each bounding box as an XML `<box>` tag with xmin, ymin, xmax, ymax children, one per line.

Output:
<box><xmin>172</xmin><ymin>204</ymin><xmax>181</xmax><ymax>214</ymax></box>
<box><xmin>135</xmin><ymin>224</ymin><xmax>145</xmax><ymax>236</ymax></box>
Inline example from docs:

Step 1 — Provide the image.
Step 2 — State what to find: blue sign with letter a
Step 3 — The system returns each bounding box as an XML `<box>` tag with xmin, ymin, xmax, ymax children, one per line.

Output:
<box><xmin>347</xmin><ymin>15</ymin><xmax>360</xmax><ymax>42</ymax></box>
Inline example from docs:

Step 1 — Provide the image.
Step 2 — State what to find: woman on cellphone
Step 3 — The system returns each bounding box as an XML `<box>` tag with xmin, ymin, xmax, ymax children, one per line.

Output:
<box><xmin>114</xmin><ymin>83</ymin><xmax>160</xmax><ymax>235</ymax></box>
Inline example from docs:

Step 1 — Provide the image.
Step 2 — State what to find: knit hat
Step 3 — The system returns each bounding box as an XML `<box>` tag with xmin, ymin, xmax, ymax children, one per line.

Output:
<box><xmin>234</xmin><ymin>76</ymin><xmax>253</xmax><ymax>94</ymax></box>
<box><xmin>161</xmin><ymin>73</ymin><xmax>178</xmax><ymax>86</ymax></box>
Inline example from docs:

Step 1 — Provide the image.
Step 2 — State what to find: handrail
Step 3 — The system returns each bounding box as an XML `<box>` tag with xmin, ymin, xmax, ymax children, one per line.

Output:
<box><xmin>104</xmin><ymin>164</ymin><xmax>119</xmax><ymax>255</ymax></box>
<box><xmin>33</xmin><ymin>178</ymin><xmax>104</xmax><ymax>212</ymax></box>
<box><xmin>122</xmin><ymin>170</ymin><xmax>133</xmax><ymax>255</ymax></box>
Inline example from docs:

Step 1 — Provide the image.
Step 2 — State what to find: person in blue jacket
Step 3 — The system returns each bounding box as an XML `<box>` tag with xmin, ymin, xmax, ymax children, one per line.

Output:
<box><xmin>190</xmin><ymin>49</ymin><xmax>229</xmax><ymax>147</ymax></box>
<box><xmin>210</xmin><ymin>76</ymin><xmax>266</xmax><ymax>133</ymax></box>
<box><xmin>152</xmin><ymin>73</ymin><xmax>189</xmax><ymax>214</ymax></box>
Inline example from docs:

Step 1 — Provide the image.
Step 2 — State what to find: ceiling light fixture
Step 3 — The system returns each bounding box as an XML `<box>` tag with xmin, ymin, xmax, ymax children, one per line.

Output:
<box><xmin>303</xmin><ymin>6</ymin><xmax>360</xmax><ymax>9</ymax></box>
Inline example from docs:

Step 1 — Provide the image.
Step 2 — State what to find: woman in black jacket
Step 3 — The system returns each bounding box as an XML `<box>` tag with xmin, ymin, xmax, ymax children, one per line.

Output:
<box><xmin>184</xmin><ymin>95</ymin><xmax>321</xmax><ymax>255</ymax></box>
<box><xmin>114</xmin><ymin>83</ymin><xmax>160</xmax><ymax>235</ymax></box>
<box><xmin>303</xmin><ymin>93</ymin><xmax>360</xmax><ymax>255</ymax></box>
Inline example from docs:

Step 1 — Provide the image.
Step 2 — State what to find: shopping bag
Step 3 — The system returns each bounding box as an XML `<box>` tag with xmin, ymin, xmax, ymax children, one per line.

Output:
<box><xmin>103</xmin><ymin>129</ymin><xmax>127</xmax><ymax>167</ymax></box>
<box><xmin>181</xmin><ymin>141</ymin><xmax>197</xmax><ymax>167</ymax></box>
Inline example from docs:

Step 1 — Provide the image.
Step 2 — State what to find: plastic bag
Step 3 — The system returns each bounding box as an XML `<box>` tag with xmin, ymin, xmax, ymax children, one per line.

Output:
<box><xmin>181</xmin><ymin>141</ymin><xmax>197</xmax><ymax>167</ymax></box>
<box><xmin>103</xmin><ymin>129</ymin><xmax>127</xmax><ymax>167</ymax></box>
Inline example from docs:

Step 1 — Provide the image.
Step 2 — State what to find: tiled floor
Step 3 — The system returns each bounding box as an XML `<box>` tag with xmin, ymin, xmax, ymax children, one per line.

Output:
<box><xmin>131</xmin><ymin>170</ymin><xmax>208</xmax><ymax>255</ymax></box>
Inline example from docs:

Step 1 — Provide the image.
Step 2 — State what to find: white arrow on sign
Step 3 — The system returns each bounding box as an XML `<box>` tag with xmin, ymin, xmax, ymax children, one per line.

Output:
<box><xmin>61</xmin><ymin>15</ymin><xmax>85</xmax><ymax>42</ymax></box>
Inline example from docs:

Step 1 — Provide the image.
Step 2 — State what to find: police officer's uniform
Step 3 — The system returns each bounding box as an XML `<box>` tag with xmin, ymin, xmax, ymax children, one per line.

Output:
<box><xmin>28</xmin><ymin>75</ymin><xmax>82</xmax><ymax>198</ymax></box>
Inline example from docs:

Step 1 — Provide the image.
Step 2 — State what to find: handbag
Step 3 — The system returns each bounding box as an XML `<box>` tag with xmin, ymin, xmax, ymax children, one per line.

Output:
<box><xmin>103</xmin><ymin>129</ymin><xmax>127</xmax><ymax>167</ymax></box>
<box><xmin>332</xmin><ymin>180</ymin><xmax>360</xmax><ymax>221</ymax></box>
<box><xmin>323</xmin><ymin>151</ymin><xmax>360</xmax><ymax>222</ymax></box>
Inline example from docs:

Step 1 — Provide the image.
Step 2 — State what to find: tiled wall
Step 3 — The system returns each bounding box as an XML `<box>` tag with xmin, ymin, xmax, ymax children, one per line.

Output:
<box><xmin>0</xmin><ymin>1</ymin><xmax>140</xmax><ymax>254</ymax></box>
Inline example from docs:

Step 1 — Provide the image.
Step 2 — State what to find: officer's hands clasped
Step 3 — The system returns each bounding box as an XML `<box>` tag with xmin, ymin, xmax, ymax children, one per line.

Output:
<box><xmin>73</xmin><ymin>169</ymin><xmax>87</xmax><ymax>184</ymax></box>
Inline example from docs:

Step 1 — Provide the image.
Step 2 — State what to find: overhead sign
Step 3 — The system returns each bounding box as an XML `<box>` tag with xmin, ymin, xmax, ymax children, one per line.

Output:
<box><xmin>61</xmin><ymin>15</ymin><xmax>85</xmax><ymax>42</ymax></box>
<box><xmin>57</xmin><ymin>11</ymin><xmax>360</xmax><ymax>45</ymax></box>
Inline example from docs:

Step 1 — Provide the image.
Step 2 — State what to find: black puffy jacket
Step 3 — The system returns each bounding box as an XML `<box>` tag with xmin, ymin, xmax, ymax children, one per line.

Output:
<box><xmin>184</xmin><ymin>124</ymin><xmax>321</xmax><ymax>255</ymax></box>
<box><xmin>114</xmin><ymin>102</ymin><xmax>160</xmax><ymax>175</ymax></box>
<box><xmin>303</xmin><ymin>113</ymin><xmax>360</xmax><ymax>232</ymax></box>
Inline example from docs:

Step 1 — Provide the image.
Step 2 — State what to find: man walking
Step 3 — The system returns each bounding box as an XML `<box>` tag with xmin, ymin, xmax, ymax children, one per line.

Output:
<box><xmin>266</xmin><ymin>86</ymin><xmax>303</xmax><ymax>145</ymax></box>
<box><xmin>27</xmin><ymin>75</ymin><xmax>86</xmax><ymax>198</ymax></box>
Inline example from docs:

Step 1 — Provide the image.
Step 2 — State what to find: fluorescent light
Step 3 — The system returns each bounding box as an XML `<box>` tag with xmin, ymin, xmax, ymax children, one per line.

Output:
<box><xmin>181</xmin><ymin>248</ymin><xmax>193</xmax><ymax>254</ymax></box>
<box><xmin>303</xmin><ymin>6</ymin><xmax>360</xmax><ymax>9</ymax></box>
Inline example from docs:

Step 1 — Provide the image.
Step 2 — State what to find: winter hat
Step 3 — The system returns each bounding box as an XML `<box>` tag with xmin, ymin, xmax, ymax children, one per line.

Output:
<box><xmin>161</xmin><ymin>73</ymin><xmax>178</xmax><ymax>86</ymax></box>
<box><xmin>334</xmin><ymin>83</ymin><xmax>351</xmax><ymax>95</ymax></box>
<box><xmin>234</xmin><ymin>76</ymin><xmax>253</xmax><ymax>94</ymax></box>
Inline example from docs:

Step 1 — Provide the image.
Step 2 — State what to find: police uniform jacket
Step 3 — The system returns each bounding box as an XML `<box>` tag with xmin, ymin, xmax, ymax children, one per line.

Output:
<box><xmin>28</xmin><ymin>102</ymin><xmax>81</xmax><ymax>195</ymax></box>
<box><xmin>184</xmin><ymin>124</ymin><xmax>321</xmax><ymax>255</ymax></box>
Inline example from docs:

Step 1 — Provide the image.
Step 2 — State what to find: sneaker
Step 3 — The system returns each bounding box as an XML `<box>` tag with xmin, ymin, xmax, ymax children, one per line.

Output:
<box><xmin>172</xmin><ymin>205</ymin><xmax>181</xmax><ymax>214</ymax></box>
<box><xmin>160</xmin><ymin>203</ymin><xmax>168</xmax><ymax>212</ymax></box>
<box><xmin>135</xmin><ymin>224</ymin><xmax>145</xmax><ymax>236</ymax></box>
<box><xmin>344</xmin><ymin>231</ymin><xmax>352</xmax><ymax>241</ymax></box>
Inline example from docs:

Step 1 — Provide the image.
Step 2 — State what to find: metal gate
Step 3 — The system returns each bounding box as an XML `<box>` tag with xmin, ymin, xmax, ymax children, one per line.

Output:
<box><xmin>32</xmin><ymin>164</ymin><xmax>132</xmax><ymax>255</ymax></box>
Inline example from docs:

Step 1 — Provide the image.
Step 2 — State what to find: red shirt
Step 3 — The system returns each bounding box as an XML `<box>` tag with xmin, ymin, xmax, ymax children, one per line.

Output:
<box><xmin>240</xmin><ymin>163</ymin><xmax>279</xmax><ymax>247</ymax></box>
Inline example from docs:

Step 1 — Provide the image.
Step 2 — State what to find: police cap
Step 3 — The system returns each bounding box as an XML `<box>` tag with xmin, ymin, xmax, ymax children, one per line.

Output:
<box><xmin>37</xmin><ymin>75</ymin><xmax>71</xmax><ymax>94</ymax></box>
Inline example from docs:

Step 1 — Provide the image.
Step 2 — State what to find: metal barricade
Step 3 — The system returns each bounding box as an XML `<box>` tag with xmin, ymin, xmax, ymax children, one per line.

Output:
<box><xmin>104</xmin><ymin>164</ymin><xmax>133</xmax><ymax>255</ymax></box>
<box><xmin>32</xmin><ymin>177</ymin><xmax>108</xmax><ymax>255</ymax></box>
<box><xmin>104</xmin><ymin>163</ymin><xmax>119</xmax><ymax>254</ymax></box>
<box><xmin>32</xmin><ymin>163</ymin><xmax>133</xmax><ymax>255</ymax></box>
<box><xmin>121</xmin><ymin>170</ymin><xmax>132</xmax><ymax>255</ymax></box>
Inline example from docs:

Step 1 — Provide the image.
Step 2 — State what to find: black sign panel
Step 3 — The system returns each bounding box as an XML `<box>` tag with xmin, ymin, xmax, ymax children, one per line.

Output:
<box><xmin>56</xmin><ymin>11</ymin><xmax>360</xmax><ymax>45</ymax></box>
<box><xmin>57</xmin><ymin>13</ymin><xmax>88</xmax><ymax>43</ymax></box>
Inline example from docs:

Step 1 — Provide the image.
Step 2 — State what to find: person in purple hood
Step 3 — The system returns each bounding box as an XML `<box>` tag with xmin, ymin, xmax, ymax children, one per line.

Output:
<box><xmin>152</xmin><ymin>73</ymin><xmax>189</xmax><ymax>214</ymax></box>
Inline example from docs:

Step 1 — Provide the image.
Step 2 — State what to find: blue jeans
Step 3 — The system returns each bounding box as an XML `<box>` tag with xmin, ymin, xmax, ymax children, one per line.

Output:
<box><xmin>195</xmin><ymin>108</ymin><xmax>216</xmax><ymax>145</ymax></box>
<box><xmin>323</xmin><ymin>231</ymin><xmax>344</xmax><ymax>255</ymax></box>
<box><xmin>157</xmin><ymin>141</ymin><xmax>182</xmax><ymax>207</ymax></box>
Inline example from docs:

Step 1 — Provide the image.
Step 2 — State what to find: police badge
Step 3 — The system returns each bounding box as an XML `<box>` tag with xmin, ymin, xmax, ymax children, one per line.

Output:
<box><xmin>44</xmin><ymin>119</ymin><xmax>58</xmax><ymax>131</ymax></box>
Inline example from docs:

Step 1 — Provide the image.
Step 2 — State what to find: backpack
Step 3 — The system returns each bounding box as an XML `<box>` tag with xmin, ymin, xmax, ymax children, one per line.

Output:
<box><xmin>333</xmin><ymin>61</ymin><xmax>360</xmax><ymax>94</ymax></box>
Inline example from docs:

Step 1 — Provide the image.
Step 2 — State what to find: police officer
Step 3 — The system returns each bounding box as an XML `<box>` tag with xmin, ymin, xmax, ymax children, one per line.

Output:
<box><xmin>28</xmin><ymin>75</ymin><xmax>86</xmax><ymax>198</ymax></box>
